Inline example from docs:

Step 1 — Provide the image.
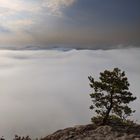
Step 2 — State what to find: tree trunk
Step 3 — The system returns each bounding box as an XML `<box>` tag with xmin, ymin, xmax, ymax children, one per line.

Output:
<box><xmin>102</xmin><ymin>105</ymin><xmax>112</xmax><ymax>125</ymax></box>
<box><xmin>102</xmin><ymin>93</ymin><xmax>113</xmax><ymax>125</ymax></box>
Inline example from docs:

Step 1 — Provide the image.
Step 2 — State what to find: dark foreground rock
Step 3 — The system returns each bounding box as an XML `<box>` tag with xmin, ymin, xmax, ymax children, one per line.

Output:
<box><xmin>41</xmin><ymin>124</ymin><xmax>140</xmax><ymax>140</ymax></box>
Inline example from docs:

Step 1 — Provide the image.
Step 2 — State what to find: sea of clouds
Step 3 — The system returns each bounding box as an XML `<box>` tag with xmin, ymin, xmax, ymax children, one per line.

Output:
<box><xmin>0</xmin><ymin>48</ymin><xmax>140</xmax><ymax>139</ymax></box>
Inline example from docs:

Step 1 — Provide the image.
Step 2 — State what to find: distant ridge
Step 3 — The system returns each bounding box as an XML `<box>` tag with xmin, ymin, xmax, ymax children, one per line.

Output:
<box><xmin>0</xmin><ymin>45</ymin><xmax>138</xmax><ymax>51</ymax></box>
<box><xmin>0</xmin><ymin>45</ymin><xmax>79</xmax><ymax>51</ymax></box>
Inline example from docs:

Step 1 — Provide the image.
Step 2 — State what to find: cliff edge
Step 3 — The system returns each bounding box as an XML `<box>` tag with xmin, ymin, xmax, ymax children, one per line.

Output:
<box><xmin>41</xmin><ymin>124</ymin><xmax>140</xmax><ymax>140</ymax></box>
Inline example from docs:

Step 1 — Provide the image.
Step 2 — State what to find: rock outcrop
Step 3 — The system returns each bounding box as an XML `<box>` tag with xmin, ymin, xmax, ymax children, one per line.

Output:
<box><xmin>41</xmin><ymin>124</ymin><xmax>140</xmax><ymax>140</ymax></box>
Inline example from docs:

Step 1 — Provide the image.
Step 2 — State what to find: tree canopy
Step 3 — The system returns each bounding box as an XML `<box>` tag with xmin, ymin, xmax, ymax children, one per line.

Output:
<box><xmin>88</xmin><ymin>68</ymin><xmax>136</xmax><ymax>125</ymax></box>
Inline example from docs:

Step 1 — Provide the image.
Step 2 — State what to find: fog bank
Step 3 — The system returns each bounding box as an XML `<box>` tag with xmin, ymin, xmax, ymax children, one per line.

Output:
<box><xmin>0</xmin><ymin>48</ymin><xmax>140</xmax><ymax>139</ymax></box>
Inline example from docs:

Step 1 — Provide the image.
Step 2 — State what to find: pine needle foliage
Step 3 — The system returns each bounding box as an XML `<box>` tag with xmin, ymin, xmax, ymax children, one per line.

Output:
<box><xmin>88</xmin><ymin>68</ymin><xmax>136</xmax><ymax>125</ymax></box>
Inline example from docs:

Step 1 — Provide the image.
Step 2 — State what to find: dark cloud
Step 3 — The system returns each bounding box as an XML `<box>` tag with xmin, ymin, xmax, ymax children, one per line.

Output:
<box><xmin>0</xmin><ymin>0</ymin><xmax>140</xmax><ymax>48</ymax></box>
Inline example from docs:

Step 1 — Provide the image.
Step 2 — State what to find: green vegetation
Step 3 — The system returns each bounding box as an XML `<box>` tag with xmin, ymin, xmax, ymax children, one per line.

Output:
<box><xmin>0</xmin><ymin>135</ymin><xmax>32</xmax><ymax>140</ymax></box>
<box><xmin>88</xmin><ymin>68</ymin><xmax>136</xmax><ymax>125</ymax></box>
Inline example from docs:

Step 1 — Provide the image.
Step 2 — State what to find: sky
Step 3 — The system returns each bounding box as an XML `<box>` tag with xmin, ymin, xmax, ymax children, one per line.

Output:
<box><xmin>0</xmin><ymin>48</ymin><xmax>140</xmax><ymax>139</ymax></box>
<box><xmin>0</xmin><ymin>0</ymin><xmax>140</xmax><ymax>49</ymax></box>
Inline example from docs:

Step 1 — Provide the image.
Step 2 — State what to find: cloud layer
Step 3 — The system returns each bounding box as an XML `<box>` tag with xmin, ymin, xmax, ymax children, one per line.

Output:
<box><xmin>42</xmin><ymin>0</ymin><xmax>75</xmax><ymax>16</ymax></box>
<box><xmin>0</xmin><ymin>48</ymin><xmax>140</xmax><ymax>139</ymax></box>
<box><xmin>0</xmin><ymin>0</ymin><xmax>140</xmax><ymax>47</ymax></box>
<box><xmin>0</xmin><ymin>0</ymin><xmax>76</xmax><ymax>31</ymax></box>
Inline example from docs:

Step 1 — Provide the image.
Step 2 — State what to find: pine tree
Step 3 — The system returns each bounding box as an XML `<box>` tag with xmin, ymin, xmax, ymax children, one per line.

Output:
<box><xmin>88</xmin><ymin>68</ymin><xmax>136</xmax><ymax>125</ymax></box>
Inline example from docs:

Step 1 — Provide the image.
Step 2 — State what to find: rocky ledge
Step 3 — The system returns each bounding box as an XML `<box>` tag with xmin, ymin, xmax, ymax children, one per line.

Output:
<box><xmin>41</xmin><ymin>124</ymin><xmax>140</xmax><ymax>140</ymax></box>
